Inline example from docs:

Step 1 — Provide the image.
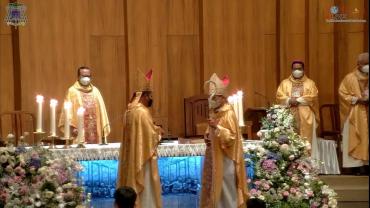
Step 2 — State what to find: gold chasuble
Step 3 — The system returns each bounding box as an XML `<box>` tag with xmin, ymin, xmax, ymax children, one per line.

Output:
<box><xmin>200</xmin><ymin>104</ymin><xmax>248</xmax><ymax>208</ymax></box>
<box><xmin>339</xmin><ymin>70</ymin><xmax>369</xmax><ymax>163</ymax></box>
<box><xmin>117</xmin><ymin>100</ymin><xmax>162</xmax><ymax>208</ymax></box>
<box><xmin>58</xmin><ymin>82</ymin><xmax>110</xmax><ymax>143</ymax></box>
<box><xmin>276</xmin><ymin>75</ymin><xmax>319</xmax><ymax>144</ymax></box>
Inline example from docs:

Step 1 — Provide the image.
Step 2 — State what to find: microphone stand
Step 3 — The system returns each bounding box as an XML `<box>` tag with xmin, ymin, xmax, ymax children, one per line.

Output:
<box><xmin>254</xmin><ymin>91</ymin><xmax>271</xmax><ymax>108</ymax></box>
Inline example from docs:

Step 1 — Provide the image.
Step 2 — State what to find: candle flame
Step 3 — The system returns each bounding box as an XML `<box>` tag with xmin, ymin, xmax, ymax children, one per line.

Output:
<box><xmin>237</xmin><ymin>90</ymin><xmax>243</xmax><ymax>97</ymax></box>
<box><xmin>50</xmin><ymin>99</ymin><xmax>58</xmax><ymax>106</ymax></box>
<box><xmin>36</xmin><ymin>95</ymin><xmax>44</xmax><ymax>103</ymax></box>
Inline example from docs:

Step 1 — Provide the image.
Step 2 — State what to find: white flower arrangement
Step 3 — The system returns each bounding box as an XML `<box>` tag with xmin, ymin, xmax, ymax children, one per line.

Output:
<box><xmin>245</xmin><ymin>105</ymin><xmax>338</xmax><ymax>208</ymax></box>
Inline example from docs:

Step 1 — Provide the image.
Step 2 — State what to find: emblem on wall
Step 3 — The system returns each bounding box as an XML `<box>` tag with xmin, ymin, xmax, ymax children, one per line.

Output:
<box><xmin>4</xmin><ymin>2</ymin><xmax>27</xmax><ymax>27</ymax></box>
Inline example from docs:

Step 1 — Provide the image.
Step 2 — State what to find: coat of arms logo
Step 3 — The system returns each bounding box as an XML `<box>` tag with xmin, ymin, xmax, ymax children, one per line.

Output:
<box><xmin>4</xmin><ymin>2</ymin><xmax>27</xmax><ymax>27</ymax></box>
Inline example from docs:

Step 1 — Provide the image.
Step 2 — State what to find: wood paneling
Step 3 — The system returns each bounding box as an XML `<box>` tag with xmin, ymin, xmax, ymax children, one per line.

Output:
<box><xmin>167</xmin><ymin>36</ymin><xmax>200</xmax><ymax>136</ymax></box>
<box><xmin>90</xmin><ymin>37</ymin><xmax>127</xmax><ymax>142</ymax></box>
<box><xmin>126</xmin><ymin>0</ymin><xmax>168</xmax><ymax>128</ymax></box>
<box><xmin>89</xmin><ymin>0</ymin><xmax>125</xmax><ymax>36</ymax></box>
<box><xmin>167</xmin><ymin>0</ymin><xmax>199</xmax><ymax>35</ymax></box>
<box><xmin>0</xmin><ymin>1</ymin><xmax>14</xmax><ymax>137</ymax></box>
<box><xmin>0</xmin><ymin>0</ymin><xmax>368</xmax><ymax>139</ymax></box>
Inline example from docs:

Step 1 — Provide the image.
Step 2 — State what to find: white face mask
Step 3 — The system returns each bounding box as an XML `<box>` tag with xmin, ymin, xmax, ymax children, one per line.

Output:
<box><xmin>79</xmin><ymin>77</ymin><xmax>91</xmax><ymax>86</ymax></box>
<box><xmin>292</xmin><ymin>70</ymin><xmax>304</xmax><ymax>79</ymax></box>
<box><xmin>361</xmin><ymin>64</ymin><xmax>369</xmax><ymax>74</ymax></box>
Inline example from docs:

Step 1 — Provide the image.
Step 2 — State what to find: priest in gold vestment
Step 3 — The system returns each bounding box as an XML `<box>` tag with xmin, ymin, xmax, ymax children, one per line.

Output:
<box><xmin>58</xmin><ymin>66</ymin><xmax>110</xmax><ymax>143</ymax></box>
<box><xmin>339</xmin><ymin>52</ymin><xmax>369</xmax><ymax>168</ymax></box>
<box><xmin>200</xmin><ymin>73</ymin><xmax>248</xmax><ymax>208</ymax></box>
<box><xmin>117</xmin><ymin>70</ymin><xmax>162</xmax><ymax>208</ymax></box>
<box><xmin>276</xmin><ymin>61</ymin><xmax>320</xmax><ymax>152</ymax></box>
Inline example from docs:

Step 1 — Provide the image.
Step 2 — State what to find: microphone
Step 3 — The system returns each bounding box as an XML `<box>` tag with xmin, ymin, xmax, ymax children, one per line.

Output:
<box><xmin>254</xmin><ymin>91</ymin><xmax>271</xmax><ymax>107</ymax></box>
<box><xmin>100</xmin><ymin>113</ymin><xmax>124</xmax><ymax>145</ymax></box>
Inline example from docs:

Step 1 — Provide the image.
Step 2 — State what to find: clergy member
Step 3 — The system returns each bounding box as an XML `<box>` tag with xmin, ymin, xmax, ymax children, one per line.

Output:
<box><xmin>200</xmin><ymin>73</ymin><xmax>248</xmax><ymax>208</ymax></box>
<box><xmin>276</xmin><ymin>61</ymin><xmax>320</xmax><ymax>148</ymax></box>
<box><xmin>339</xmin><ymin>52</ymin><xmax>369</xmax><ymax>169</ymax></box>
<box><xmin>117</xmin><ymin>69</ymin><xmax>162</xmax><ymax>208</ymax></box>
<box><xmin>58</xmin><ymin>66</ymin><xmax>110</xmax><ymax>144</ymax></box>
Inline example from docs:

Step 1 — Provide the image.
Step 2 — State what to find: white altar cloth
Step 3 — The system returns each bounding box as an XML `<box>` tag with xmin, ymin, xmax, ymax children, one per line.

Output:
<box><xmin>50</xmin><ymin>140</ymin><xmax>262</xmax><ymax>161</ymax></box>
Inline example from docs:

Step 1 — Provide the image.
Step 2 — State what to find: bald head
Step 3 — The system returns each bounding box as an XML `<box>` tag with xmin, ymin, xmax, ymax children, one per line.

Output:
<box><xmin>358</xmin><ymin>53</ymin><xmax>369</xmax><ymax>66</ymax></box>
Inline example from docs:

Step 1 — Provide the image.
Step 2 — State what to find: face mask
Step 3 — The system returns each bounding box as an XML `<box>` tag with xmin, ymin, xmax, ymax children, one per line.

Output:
<box><xmin>361</xmin><ymin>64</ymin><xmax>369</xmax><ymax>74</ymax></box>
<box><xmin>148</xmin><ymin>99</ymin><xmax>153</xmax><ymax>107</ymax></box>
<box><xmin>79</xmin><ymin>77</ymin><xmax>91</xmax><ymax>86</ymax></box>
<box><xmin>292</xmin><ymin>70</ymin><xmax>304</xmax><ymax>79</ymax></box>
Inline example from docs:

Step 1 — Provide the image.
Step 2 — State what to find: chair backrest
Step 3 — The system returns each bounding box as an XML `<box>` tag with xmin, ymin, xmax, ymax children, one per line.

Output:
<box><xmin>184</xmin><ymin>95</ymin><xmax>209</xmax><ymax>137</ymax></box>
<box><xmin>244</xmin><ymin>107</ymin><xmax>267</xmax><ymax>139</ymax></box>
<box><xmin>0</xmin><ymin>111</ymin><xmax>35</xmax><ymax>146</ymax></box>
<box><xmin>319</xmin><ymin>104</ymin><xmax>341</xmax><ymax>136</ymax></box>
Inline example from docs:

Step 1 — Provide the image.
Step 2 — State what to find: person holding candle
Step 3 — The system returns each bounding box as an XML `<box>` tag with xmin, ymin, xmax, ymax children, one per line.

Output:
<box><xmin>276</xmin><ymin>61</ymin><xmax>320</xmax><ymax>150</ymax></box>
<box><xmin>58</xmin><ymin>66</ymin><xmax>110</xmax><ymax>144</ymax></box>
<box><xmin>117</xmin><ymin>69</ymin><xmax>162</xmax><ymax>208</ymax></box>
<box><xmin>200</xmin><ymin>73</ymin><xmax>248</xmax><ymax>208</ymax></box>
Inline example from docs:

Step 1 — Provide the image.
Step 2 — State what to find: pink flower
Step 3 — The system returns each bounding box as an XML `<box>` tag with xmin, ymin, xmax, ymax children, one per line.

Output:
<box><xmin>19</xmin><ymin>186</ymin><xmax>29</xmax><ymax>196</ymax></box>
<box><xmin>262</xmin><ymin>159</ymin><xmax>278</xmax><ymax>172</ymax></box>
<box><xmin>305</xmin><ymin>189</ymin><xmax>314</xmax><ymax>197</ymax></box>
<box><xmin>263</xmin><ymin>184</ymin><xmax>270</xmax><ymax>190</ymax></box>
<box><xmin>280</xmin><ymin>144</ymin><xmax>289</xmax><ymax>151</ymax></box>
<box><xmin>254</xmin><ymin>181</ymin><xmax>261</xmax><ymax>186</ymax></box>
<box><xmin>283</xmin><ymin>191</ymin><xmax>289</xmax><ymax>197</ymax></box>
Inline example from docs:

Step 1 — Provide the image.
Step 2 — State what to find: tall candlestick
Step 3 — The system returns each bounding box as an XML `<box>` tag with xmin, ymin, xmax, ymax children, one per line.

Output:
<box><xmin>50</xmin><ymin>99</ymin><xmax>58</xmax><ymax>136</ymax></box>
<box><xmin>237</xmin><ymin>91</ymin><xmax>245</xmax><ymax>127</ymax></box>
<box><xmin>77</xmin><ymin>107</ymin><xmax>85</xmax><ymax>144</ymax></box>
<box><xmin>36</xmin><ymin>95</ymin><xmax>44</xmax><ymax>132</ymax></box>
<box><xmin>64</xmin><ymin>101</ymin><xmax>72</xmax><ymax>139</ymax></box>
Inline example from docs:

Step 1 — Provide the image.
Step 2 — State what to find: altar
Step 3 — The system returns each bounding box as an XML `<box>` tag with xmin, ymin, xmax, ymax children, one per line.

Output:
<box><xmin>50</xmin><ymin>141</ymin><xmax>260</xmax><ymax>199</ymax></box>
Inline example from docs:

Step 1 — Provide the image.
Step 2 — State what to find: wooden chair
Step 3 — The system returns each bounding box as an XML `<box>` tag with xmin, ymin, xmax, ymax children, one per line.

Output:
<box><xmin>184</xmin><ymin>95</ymin><xmax>252</xmax><ymax>139</ymax></box>
<box><xmin>319</xmin><ymin>104</ymin><xmax>342</xmax><ymax>171</ymax></box>
<box><xmin>244</xmin><ymin>107</ymin><xmax>267</xmax><ymax>139</ymax></box>
<box><xmin>0</xmin><ymin>111</ymin><xmax>35</xmax><ymax>146</ymax></box>
<box><xmin>184</xmin><ymin>95</ymin><xmax>209</xmax><ymax>138</ymax></box>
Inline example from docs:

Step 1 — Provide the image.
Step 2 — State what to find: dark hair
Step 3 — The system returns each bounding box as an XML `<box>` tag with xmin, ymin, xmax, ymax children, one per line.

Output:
<box><xmin>291</xmin><ymin>61</ymin><xmax>304</xmax><ymax>69</ymax></box>
<box><xmin>77</xmin><ymin>66</ymin><xmax>91</xmax><ymax>77</ymax></box>
<box><xmin>114</xmin><ymin>186</ymin><xmax>137</xmax><ymax>208</ymax></box>
<box><xmin>246</xmin><ymin>198</ymin><xmax>266</xmax><ymax>208</ymax></box>
<box><xmin>130</xmin><ymin>91</ymin><xmax>152</xmax><ymax>102</ymax></box>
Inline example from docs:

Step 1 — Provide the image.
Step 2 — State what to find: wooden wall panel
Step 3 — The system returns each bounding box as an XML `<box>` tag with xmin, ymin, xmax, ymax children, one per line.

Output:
<box><xmin>18</xmin><ymin>0</ymin><xmax>90</xmax><ymax>134</ymax></box>
<box><xmin>167</xmin><ymin>36</ymin><xmax>200</xmax><ymax>136</ymax></box>
<box><xmin>167</xmin><ymin>0</ymin><xmax>199</xmax><ymax>35</ymax></box>
<box><xmin>89</xmin><ymin>0</ymin><xmax>125</xmax><ymax>36</ymax></box>
<box><xmin>0</xmin><ymin>1</ymin><xmax>14</xmax><ymax>136</ymax></box>
<box><xmin>90</xmin><ymin>37</ymin><xmax>126</xmax><ymax>142</ymax></box>
<box><xmin>126</xmin><ymin>0</ymin><xmax>169</xmax><ymax>130</ymax></box>
<box><xmin>279</xmin><ymin>0</ymin><xmax>306</xmax><ymax>79</ymax></box>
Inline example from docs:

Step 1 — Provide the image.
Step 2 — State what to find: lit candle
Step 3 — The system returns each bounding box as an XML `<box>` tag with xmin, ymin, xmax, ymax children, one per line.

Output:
<box><xmin>36</xmin><ymin>95</ymin><xmax>44</xmax><ymax>132</ymax></box>
<box><xmin>232</xmin><ymin>94</ymin><xmax>239</xmax><ymax>122</ymax></box>
<box><xmin>77</xmin><ymin>107</ymin><xmax>85</xmax><ymax>144</ymax></box>
<box><xmin>237</xmin><ymin>91</ymin><xmax>245</xmax><ymax>127</ymax></box>
<box><xmin>50</xmin><ymin>99</ymin><xmax>58</xmax><ymax>136</ymax></box>
<box><xmin>64</xmin><ymin>101</ymin><xmax>72</xmax><ymax>139</ymax></box>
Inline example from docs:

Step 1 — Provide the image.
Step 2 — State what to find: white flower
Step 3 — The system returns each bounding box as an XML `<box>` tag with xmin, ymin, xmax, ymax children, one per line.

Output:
<box><xmin>0</xmin><ymin>155</ymin><xmax>9</xmax><ymax>163</ymax></box>
<box><xmin>35</xmin><ymin>201</ymin><xmax>42</xmax><ymax>207</ymax></box>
